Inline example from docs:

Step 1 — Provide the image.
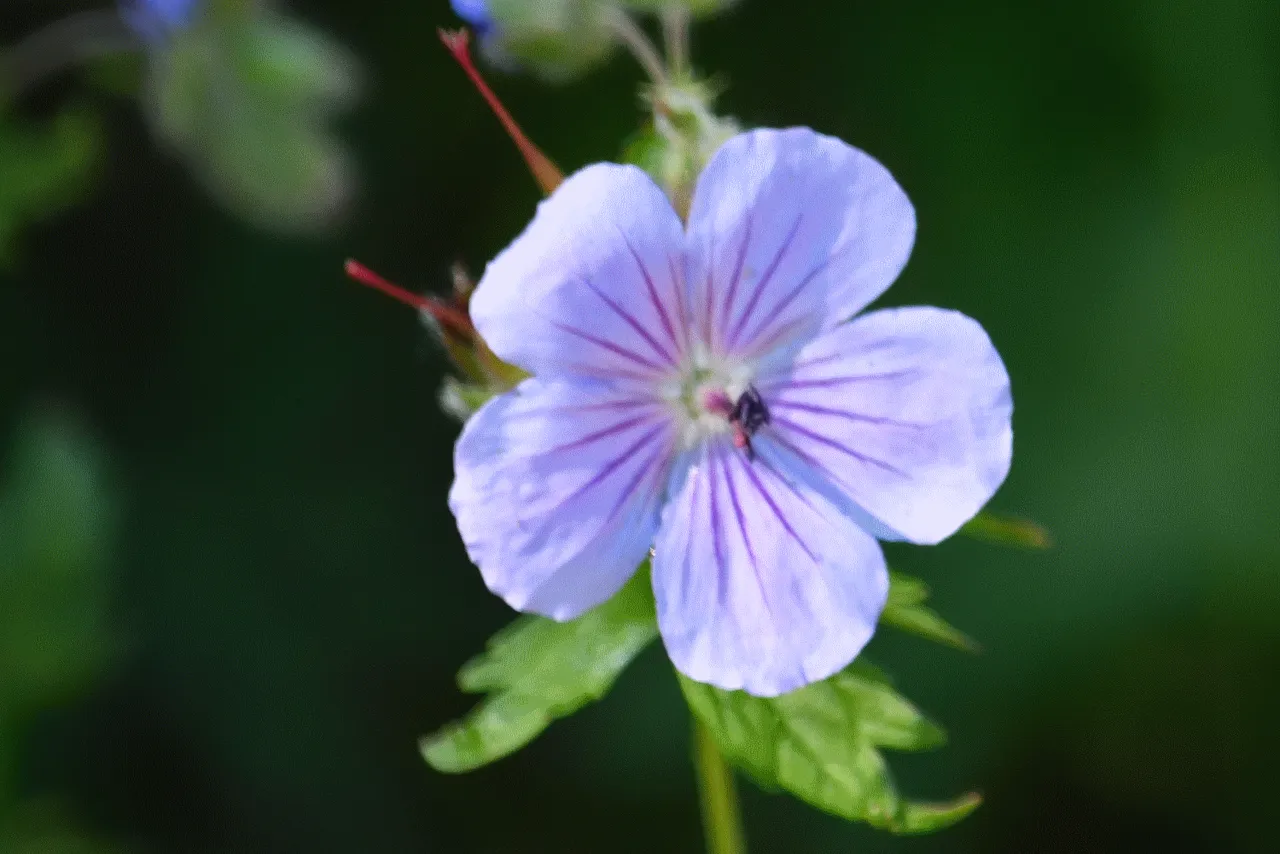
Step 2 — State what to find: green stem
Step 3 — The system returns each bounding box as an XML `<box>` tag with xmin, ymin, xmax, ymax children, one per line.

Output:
<box><xmin>661</xmin><ymin>7</ymin><xmax>691</xmax><ymax>78</ymax></box>
<box><xmin>692</xmin><ymin>719</ymin><xmax>747</xmax><ymax>854</ymax></box>
<box><xmin>1</xmin><ymin>11</ymin><xmax>138</xmax><ymax>100</ymax></box>
<box><xmin>603</xmin><ymin>8</ymin><xmax>668</xmax><ymax>85</ymax></box>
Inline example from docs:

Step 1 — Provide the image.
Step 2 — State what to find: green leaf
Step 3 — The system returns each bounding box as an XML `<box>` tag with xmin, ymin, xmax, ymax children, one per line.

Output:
<box><xmin>960</xmin><ymin>511</ymin><xmax>1051</xmax><ymax>549</ymax></box>
<box><xmin>233</xmin><ymin>15</ymin><xmax>361</xmax><ymax>111</ymax></box>
<box><xmin>0</xmin><ymin>107</ymin><xmax>101</xmax><ymax>266</ymax></box>
<box><xmin>0</xmin><ymin>407</ymin><xmax>116</xmax><ymax>713</ymax></box>
<box><xmin>680</xmin><ymin>664</ymin><xmax>979</xmax><ymax>834</ymax></box>
<box><xmin>421</xmin><ymin>568</ymin><xmax>659</xmax><ymax>773</ymax></box>
<box><xmin>142</xmin><ymin>10</ymin><xmax>358</xmax><ymax>234</ymax></box>
<box><xmin>881</xmin><ymin>571</ymin><xmax>979</xmax><ymax>653</ymax></box>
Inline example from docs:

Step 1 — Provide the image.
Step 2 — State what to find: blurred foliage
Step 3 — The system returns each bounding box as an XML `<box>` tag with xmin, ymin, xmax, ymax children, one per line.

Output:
<box><xmin>142</xmin><ymin>1</ymin><xmax>361</xmax><ymax>234</ymax></box>
<box><xmin>0</xmin><ymin>107</ymin><xmax>100</xmax><ymax>268</ymax></box>
<box><xmin>0</xmin><ymin>408</ymin><xmax>115</xmax><ymax>716</ymax></box>
<box><xmin>0</xmin><ymin>0</ymin><xmax>1278</xmax><ymax>852</ymax></box>
<box><xmin>0</xmin><ymin>408</ymin><xmax>120</xmax><ymax>851</ymax></box>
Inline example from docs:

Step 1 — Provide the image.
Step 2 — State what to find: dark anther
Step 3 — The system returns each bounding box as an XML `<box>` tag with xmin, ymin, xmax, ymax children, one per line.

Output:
<box><xmin>728</xmin><ymin>385</ymin><xmax>770</xmax><ymax>460</ymax></box>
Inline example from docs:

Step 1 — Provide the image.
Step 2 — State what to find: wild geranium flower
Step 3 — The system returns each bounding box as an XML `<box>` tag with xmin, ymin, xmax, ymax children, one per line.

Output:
<box><xmin>451</xmin><ymin>127</ymin><xmax>1013</xmax><ymax>697</ymax></box>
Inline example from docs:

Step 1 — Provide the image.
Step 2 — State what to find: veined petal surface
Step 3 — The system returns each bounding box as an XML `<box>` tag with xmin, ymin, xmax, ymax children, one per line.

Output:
<box><xmin>685</xmin><ymin>128</ymin><xmax>916</xmax><ymax>360</ymax></box>
<box><xmin>651</xmin><ymin>437</ymin><xmax>890</xmax><ymax>697</ymax></box>
<box><xmin>757</xmin><ymin>306</ymin><xmax>1013</xmax><ymax>545</ymax></box>
<box><xmin>450</xmin><ymin>377</ymin><xmax>677</xmax><ymax>620</ymax></box>
<box><xmin>469</xmin><ymin>164</ymin><xmax>690</xmax><ymax>382</ymax></box>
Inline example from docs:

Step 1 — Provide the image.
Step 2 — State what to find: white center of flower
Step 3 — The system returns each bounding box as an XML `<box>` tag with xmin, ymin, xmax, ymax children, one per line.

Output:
<box><xmin>658</xmin><ymin>342</ymin><xmax>756</xmax><ymax>449</ymax></box>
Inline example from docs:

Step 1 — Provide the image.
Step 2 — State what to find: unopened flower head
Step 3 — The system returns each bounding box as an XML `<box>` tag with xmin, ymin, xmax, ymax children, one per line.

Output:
<box><xmin>451</xmin><ymin>0</ymin><xmax>495</xmax><ymax>36</ymax></box>
<box><xmin>121</xmin><ymin>0</ymin><xmax>200</xmax><ymax>40</ymax></box>
<box><xmin>450</xmin><ymin>128</ymin><xmax>1013</xmax><ymax>697</ymax></box>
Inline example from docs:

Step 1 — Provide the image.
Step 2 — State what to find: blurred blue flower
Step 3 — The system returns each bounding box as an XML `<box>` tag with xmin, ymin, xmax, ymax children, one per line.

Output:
<box><xmin>450</xmin><ymin>128</ymin><xmax>1014</xmax><ymax>697</ymax></box>
<box><xmin>451</xmin><ymin>0</ymin><xmax>495</xmax><ymax>37</ymax></box>
<box><xmin>120</xmin><ymin>0</ymin><xmax>200</xmax><ymax>41</ymax></box>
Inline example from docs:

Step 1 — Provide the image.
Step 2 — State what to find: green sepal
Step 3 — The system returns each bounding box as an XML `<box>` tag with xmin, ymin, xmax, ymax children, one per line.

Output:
<box><xmin>881</xmin><ymin>571</ymin><xmax>980</xmax><ymax>653</ymax></box>
<box><xmin>636</xmin><ymin>77</ymin><xmax>739</xmax><ymax>215</ymax></box>
<box><xmin>960</xmin><ymin>511</ymin><xmax>1051</xmax><ymax>549</ymax></box>
<box><xmin>437</xmin><ymin>377</ymin><xmax>496</xmax><ymax>424</ymax></box>
<box><xmin>680</xmin><ymin>663</ymin><xmax>979</xmax><ymax>834</ymax></box>
<box><xmin>621</xmin><ymin>125</ymin><xmax>666</xmax><ymax>176</ymax></box>
<box><xmin>421</xmin><ymin>567</ymin><xmax>659</xmax><ymax>773</ymax></box>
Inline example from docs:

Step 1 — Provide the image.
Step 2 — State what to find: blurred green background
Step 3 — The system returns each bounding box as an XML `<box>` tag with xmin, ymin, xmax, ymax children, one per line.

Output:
<box><xmin>3</xmin><ymin>0</ymin><xmax>1280</xmax><ymax>851</ymax></box>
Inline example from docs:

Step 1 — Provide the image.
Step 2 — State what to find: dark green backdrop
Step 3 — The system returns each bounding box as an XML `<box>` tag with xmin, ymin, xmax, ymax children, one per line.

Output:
<box><xmin>3</xmin><ymin>1</ymin><xmax>1279</xmax><ymax>851</ymax></box>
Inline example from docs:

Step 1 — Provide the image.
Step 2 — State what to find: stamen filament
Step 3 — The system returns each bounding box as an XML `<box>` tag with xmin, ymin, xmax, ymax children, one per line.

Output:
<box><xmin>438</xmin><ymin>28</ymin><xmax>564</xmax><ymax>196</ymax></box>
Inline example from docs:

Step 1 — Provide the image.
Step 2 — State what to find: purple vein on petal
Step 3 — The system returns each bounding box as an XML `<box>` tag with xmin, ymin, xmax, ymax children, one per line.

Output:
<box><xmin>580</xmin><ymin>275</ymin><xmax>677</xmax><ymax>366</ymax></box>
<box><xmin>721</xmin><ymin>449</ymin><xmax>778</xmax><ymax>629</ymax></box>
<box><xmin>768</xmin><ymin>431</ymin><xmax>845</xmax><ymax>498</ymax></box>
<box><xmin>557</xmin><ymin>362</ymin><xmax>665</xmax><ymax>383</ymax></box>
<box><xmin>676</xmin><ymin>448</ymin><xmax>707</xmax><ymax>612</ymax></box>
<box><xmin>555</xmin><ymin>423</ymin><xmax>669</xmax><ymax>509</ymax></box>
<box><xmin>760</xmin><ymin>350</ymin><xmax>847</xmax><ymax>380</ymax></box>
<box><xmin>505</xmin><ymin>396</ymin><xmax>659</xmax><ymax>422</ymax></box>
<box><xmin>738</xmin><ymin>450</ymin><xmax>818</xmax><ymax>562</ymax></box>
<box><xmin>754</xmin><ymin>444</ymin><xmax>824</xmax><ymax>518</ymax></box>
<box><xmin>708</xmin><ymin>447</ymin><xmax>729</xmax><ymax>608</ymax></box>
<box><xmin>550</xmin><ymin>320</ymin><xmax>664</xmax><ymax>372</ymax></box>
<box><xmin>725</xmin><ymin>214</ymin><xmax>804</xmax><ymax>352</ymax></box>
<box><xmin>718</xmin><ymin>214</ymin><xmax>754</xmax><ymax>351</ymax></box>
<box><xmin>542</xmin><ymin>412</ymin><xmax>657</xmax><ymax>456</ymax></box>
<box><xmin>736</xmin><ymin>252</ymin><xmax>830</xmax><ymax>349</ymax></box>
<box><xmin>519</xmin><ymin>425</ymin><xmax>669</xmax><ymax>550</ymax></box>
<box><xmin>771</xmin><ymin>415</ymin><xmax>912</xmax><ymax>478</ymax></box>
<box><xmin>666</xmin><ymin>252</ymin><xmax>692</xmax><ymax>353</ymax></box>
<box><xmin>617</xmin><ymin>228</ymin><xmax>684</xmax><ymax>360</ymax></box>
<box><xmin>701</xmin><ymin>229</ymin><xmax>718</xmax><ymax>348</ymax></box>
<box><xmin>769</xmin><ymin>369</ymin><xmax>918</xmax><ymax>392</ymax></box>
<box><xmin>768</xmin><ymin>399</ymin><xmax>933</xmax><ymax>430</ymax></box>
<box><xmin>558</xmin><ymin>397</ymin><xmax>663</xmax><ymax>415</ymax></box>
<box><xmin>603</xmin><ymin>441</ymin><xmax>668</xmax><ymax>523</ymax></box>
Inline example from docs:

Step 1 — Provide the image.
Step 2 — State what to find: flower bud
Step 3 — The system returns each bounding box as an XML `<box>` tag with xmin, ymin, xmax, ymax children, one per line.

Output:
<box><xmin>627</xmin><ymin>77</ymin><xmax>739</xmax><ymax>216</ymax></box>
<box><xmin>476</xmin><ymin>0</ymin><xmax>621</xmax><ymax>82</ymax></box>
<box><xmin>619</xmin><ymin>0</ymin><xmax>741</xmax><ymax>19</ymax></box>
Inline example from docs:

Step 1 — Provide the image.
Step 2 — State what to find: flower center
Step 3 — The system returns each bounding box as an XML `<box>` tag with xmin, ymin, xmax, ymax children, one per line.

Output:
<box><xmin>660</xmin><ymin>346</ymin><xmax>759</xmax><ymax>450</ymax></box>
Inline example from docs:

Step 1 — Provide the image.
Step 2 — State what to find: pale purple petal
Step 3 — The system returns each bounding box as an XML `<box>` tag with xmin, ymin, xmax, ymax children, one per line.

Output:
<box><xmin>449</xmin><ymin>377</ymin><xmax>677</xmax><ymax>620</ymax></box>
<box><xmin>469</xmin><ymin>164</ymin><xmax>689</xmax><ymax>381</ymax></box>
<box><xmin>651</xmin><ymin>437</ymin><xmax>889</xmax><ymax>697</ymax></box>
<box><xmin>757</xmin><ymin>306</ymin><xmax>1013</xmax><ymax>545</ymax></box>
<box><xmin>684</xmin><ymin>128</ymin><xmax>916</xmax><ymax>360</ymax></box>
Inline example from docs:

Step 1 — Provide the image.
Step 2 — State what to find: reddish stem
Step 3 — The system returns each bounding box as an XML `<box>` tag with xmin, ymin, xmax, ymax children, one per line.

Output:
<box><xmin>438</xmin><ymin>28</ymin><xmax>564</xmax><ymax>196</ymax></box>
<box><xmin>345</xmin><ymin>259</ymin><xmax>475</xmax><ymax>335</ymax></box>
